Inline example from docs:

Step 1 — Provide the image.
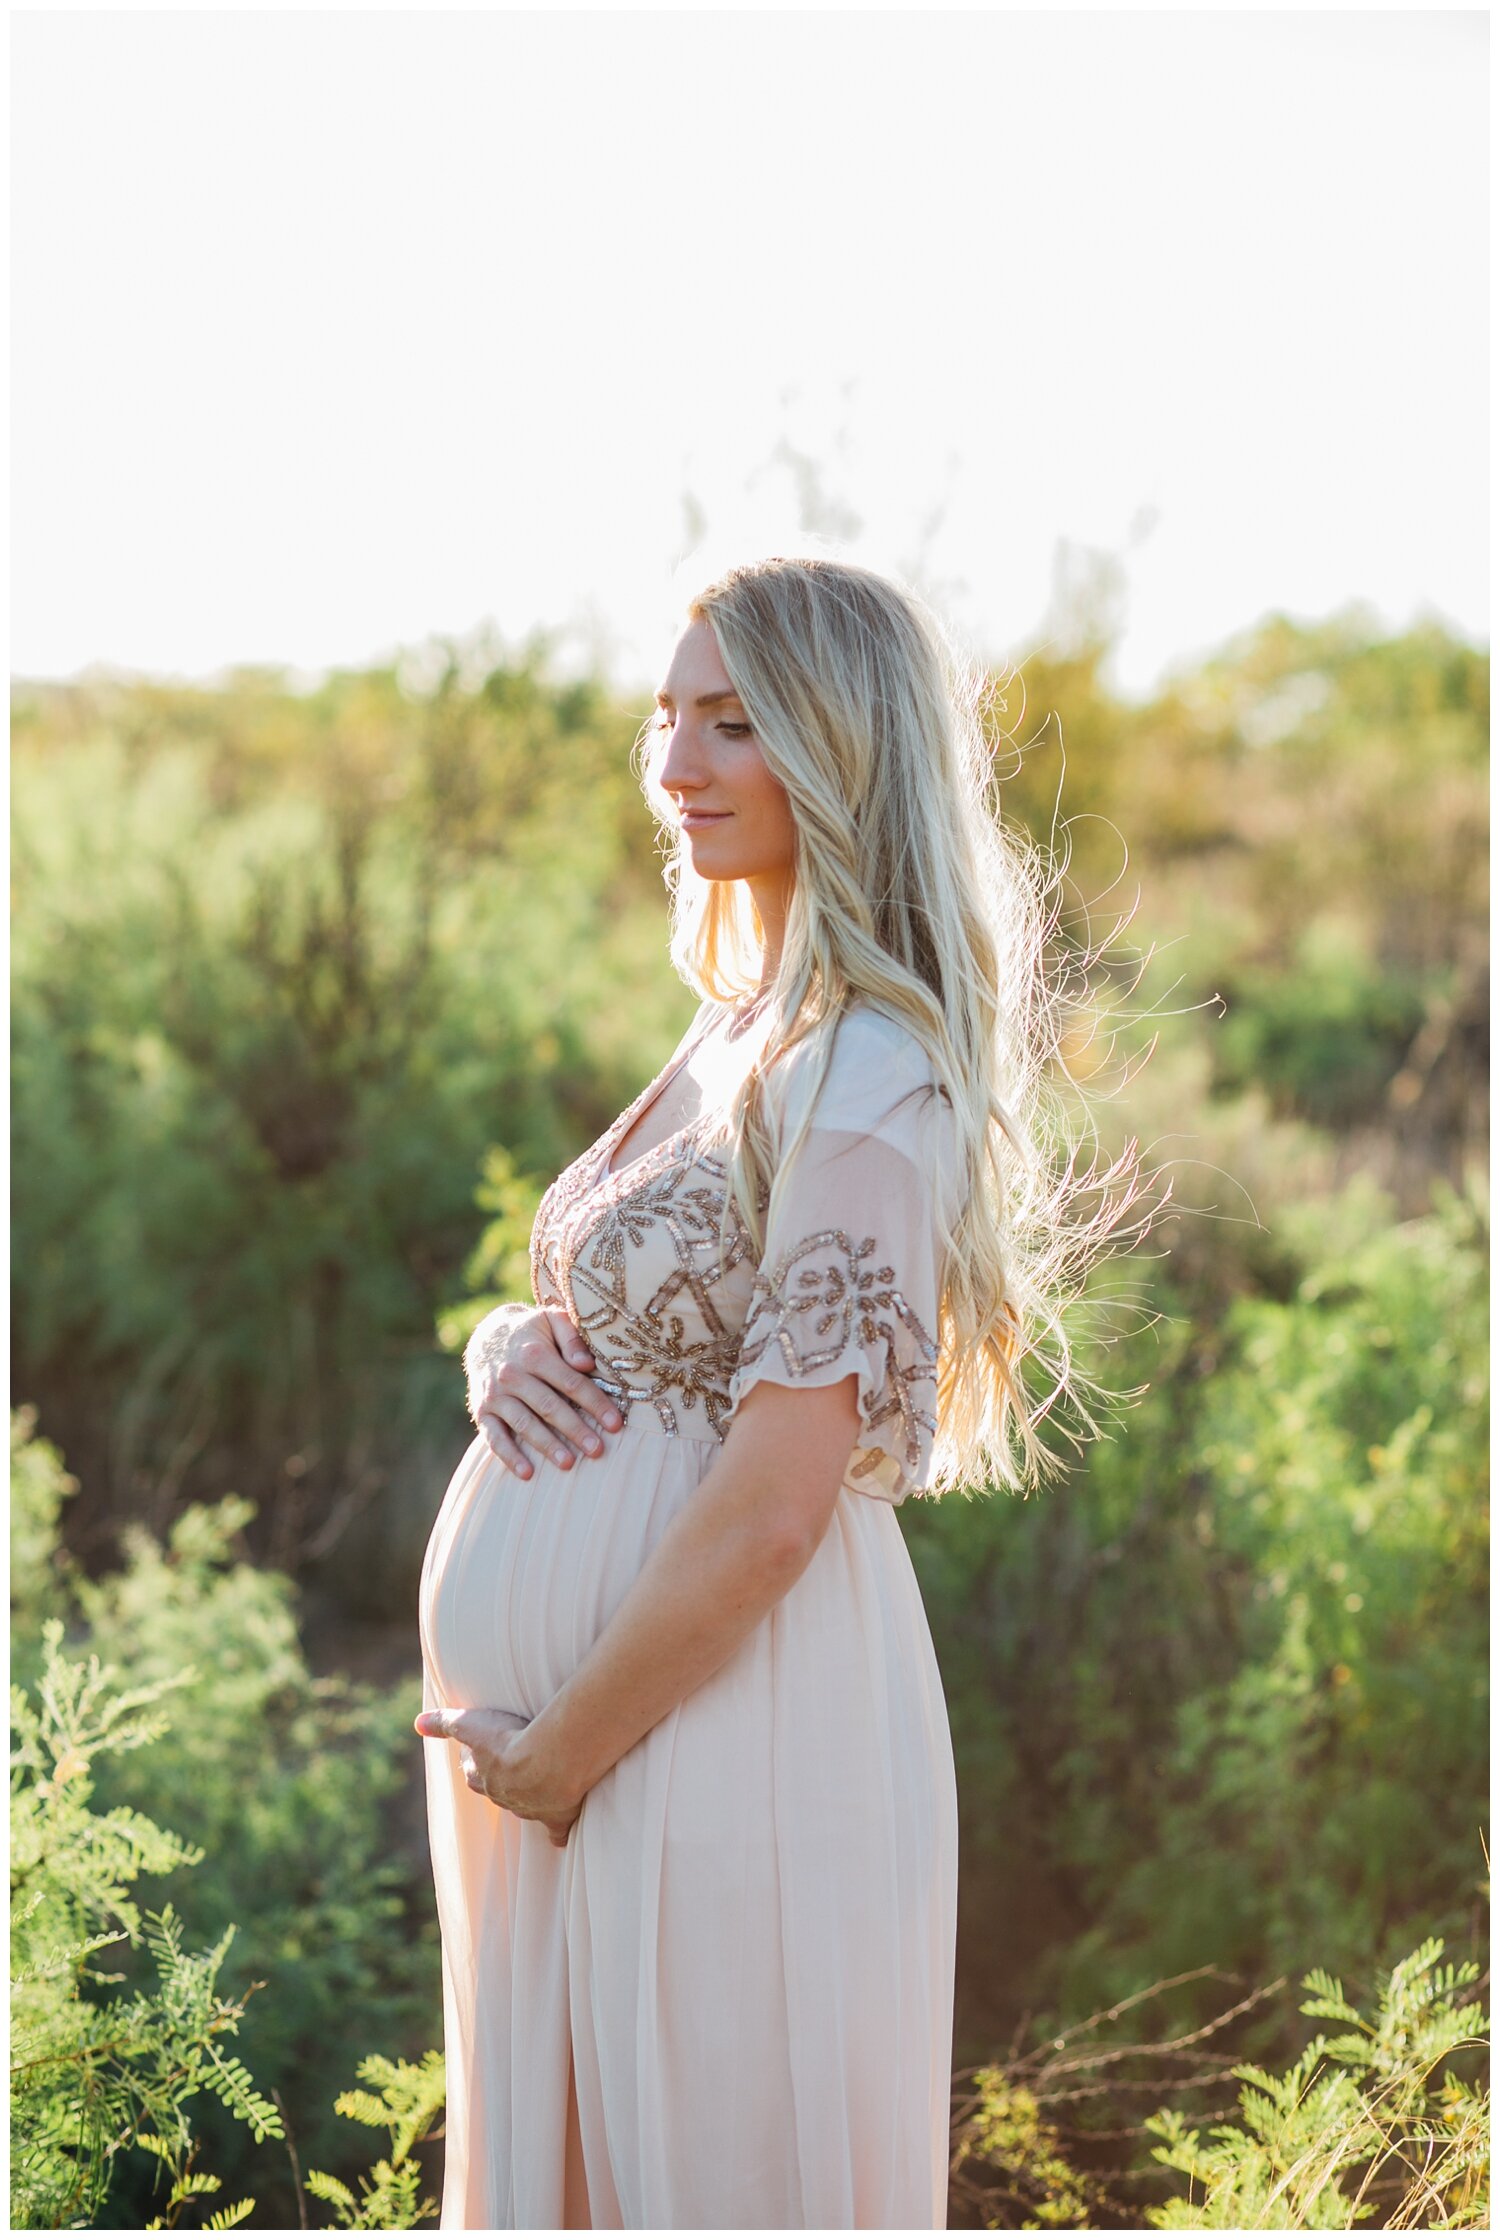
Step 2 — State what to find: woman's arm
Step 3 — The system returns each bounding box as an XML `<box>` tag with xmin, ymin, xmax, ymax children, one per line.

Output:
<box><xmin>514</xmin><ymin>1372</ymin><xmax>862</xmax><ymax>1803</ymax></box>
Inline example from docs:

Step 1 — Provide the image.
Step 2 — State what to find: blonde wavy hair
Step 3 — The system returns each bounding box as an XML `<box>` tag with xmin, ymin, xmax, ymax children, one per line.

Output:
<box><xmin>633</xmin><ymin>552</ymin><xmax>1168</xmax><ymax>1499</ymax></box>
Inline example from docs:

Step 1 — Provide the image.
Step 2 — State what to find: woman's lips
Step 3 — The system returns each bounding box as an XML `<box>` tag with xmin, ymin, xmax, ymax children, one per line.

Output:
<box><xmin>681</xmin><ymin>810</ymin><xmax>731</xmax><ymax>827</ymax></box>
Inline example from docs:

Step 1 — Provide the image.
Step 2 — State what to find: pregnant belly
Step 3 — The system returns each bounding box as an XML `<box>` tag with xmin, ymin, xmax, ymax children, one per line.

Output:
<box><xmin>418</xmin><ymin>1424</ymin><xmax>719</xmax><ymax>1718</ymax></box>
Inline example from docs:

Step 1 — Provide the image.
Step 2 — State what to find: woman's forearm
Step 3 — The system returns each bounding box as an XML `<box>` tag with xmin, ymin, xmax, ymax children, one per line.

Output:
<box><xmin>520</xmin><ymin>1452</ymin><xmax>815</xmax><ymax>1800</ymax></box>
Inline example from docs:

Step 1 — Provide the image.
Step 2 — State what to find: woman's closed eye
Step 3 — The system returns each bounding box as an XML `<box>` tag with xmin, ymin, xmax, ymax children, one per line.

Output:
<box><xmin>654</xmin><ymin>716</ymin><xmax>752</xmax><ymax>740</ymax></box>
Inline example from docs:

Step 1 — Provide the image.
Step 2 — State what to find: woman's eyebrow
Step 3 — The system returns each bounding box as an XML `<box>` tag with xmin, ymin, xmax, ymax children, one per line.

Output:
<box><xmin>653</xmin><ymin>688</ymin><xmax>744</xmax><ymax>710</ymax></box>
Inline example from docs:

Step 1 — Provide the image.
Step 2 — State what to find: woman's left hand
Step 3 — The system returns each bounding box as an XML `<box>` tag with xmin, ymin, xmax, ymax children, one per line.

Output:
<box><xmin>414</xmin><ymin>1705</ymin><xmax>584</xmax><ymax>1848</ymax></box>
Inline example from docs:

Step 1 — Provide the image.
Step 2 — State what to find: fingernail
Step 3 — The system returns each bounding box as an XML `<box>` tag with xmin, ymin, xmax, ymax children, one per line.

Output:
<box><xmin>585</xmin><ymin>1437</ymin><xmax>602</xmax><ymax>1455</ymax></box>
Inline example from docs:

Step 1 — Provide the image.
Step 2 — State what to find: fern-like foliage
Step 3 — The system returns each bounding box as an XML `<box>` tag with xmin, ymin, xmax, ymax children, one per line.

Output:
<box><xmin>1143</xmin><ymin>1936</ymin><xmax>1488</xmax><ymax>2228</ymax></box>
<box><xmin>9</xmin><ymin>1606</ymin><xmax>285</xmax><ymax>2230</ymax></box>
<box><xmin>304</xmin><ymin>2049</ymin><xmax>446</xmax><ymax>2229</ymax></box>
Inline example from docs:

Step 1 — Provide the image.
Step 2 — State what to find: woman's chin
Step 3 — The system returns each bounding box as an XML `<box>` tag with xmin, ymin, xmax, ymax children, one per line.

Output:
<box><xmin>683</xmin><ymin>827</ymin><xmax>745</xmax><ymax>870</ymax></box>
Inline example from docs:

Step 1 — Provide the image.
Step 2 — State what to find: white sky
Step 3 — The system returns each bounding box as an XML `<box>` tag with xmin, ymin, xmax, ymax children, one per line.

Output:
<box><xmin>10</xmin><ymin>7</ymin><xmax>1490</xmax><ymax>707</ymax></box>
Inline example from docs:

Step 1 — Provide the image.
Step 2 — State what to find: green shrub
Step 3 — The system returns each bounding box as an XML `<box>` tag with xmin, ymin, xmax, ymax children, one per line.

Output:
<box><xmin>10</xmin><ymin>659</ymin><xmax>693</xmax><ymax>1612</ymax></box>
<box><xmin>914</xmin><ymin>1171</ymin><xmax>1487</xmax><ymax>2055</ymax></box>
<box><xmin>10</xmin><ymin>1615</ymin><xmax>282</xmax><ymax>2229</ymax></box>
<box><xmin>948</xmin><ymin>1935</ymin><xmax>1487</xmax><ymax>2229</ymax></box>
<box><xmin>11</xmin><ymin>1411</ymin><xmax>443</xmax><ymax>2227</ymax></box>
<box><xmin>1144</xmin><ymin>1937</ymin><xmax>1488</xmax><ymax>2228</ymax></box>
<box><xmin>304</xmin><ymin>2051</ymin><xmax>446</xmax><ymax>2230</ymax></box>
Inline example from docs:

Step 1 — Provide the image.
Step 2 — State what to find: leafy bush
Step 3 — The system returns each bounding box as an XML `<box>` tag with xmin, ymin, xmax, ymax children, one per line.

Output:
<box><xmin>1211</xmin><ymin>919</ymin><xmax>1429</xmax><ymax>1127</ymax></box>
<box><xmin>10</xmin><ymin>1614</ymin><xmax>283</xmax><ymax>2229</ymax></box>
<box><xmin>949</xmin><ymin>1935</ymin><xmax>1487</xmax><ymax>2228</ymax></box>
<box><xmin>304</xmin><ymin>2051</ymin><xmax>446</xmax><ymax>2230</ymax></box>
<box><xmin>1143</xmin><ymin>1938</ymin><xmax>1488</xmax><ymax>2228</ymax></box>
<box><xmin>913</xmin><ymin>1169</ymin><xmax>1488</xmax><ymax>2056</ymax></box>
<box><xmin>10</xmin><ymin>664</ymin><xmax>693</xmax><ymax>1609</ymax></box>
<box><xmin>11</xmin><ymin>1411</ymin><xmax>443</xmax><ymax>2228</ymax></box>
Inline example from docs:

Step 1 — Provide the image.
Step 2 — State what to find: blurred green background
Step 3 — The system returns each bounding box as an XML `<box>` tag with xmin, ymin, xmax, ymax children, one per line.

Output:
<box><xmin>11</xmin><ymin>593</ymin><xmax>1487</xmax><ymax>2226</ymax></box>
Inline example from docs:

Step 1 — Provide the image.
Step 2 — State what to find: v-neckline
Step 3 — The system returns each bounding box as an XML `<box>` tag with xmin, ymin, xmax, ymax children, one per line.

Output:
<box><xmin>595</xmin><ymin>1008</ymin><xmax>725</xmax><ymax>1186</ymax></box>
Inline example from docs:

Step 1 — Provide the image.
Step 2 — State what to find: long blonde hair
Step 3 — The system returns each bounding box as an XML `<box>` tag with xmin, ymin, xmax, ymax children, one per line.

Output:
<box><xmin>634</xmin><ymin>552</ymin><xmax>1168</xmax><ymax>1498</ymax></box>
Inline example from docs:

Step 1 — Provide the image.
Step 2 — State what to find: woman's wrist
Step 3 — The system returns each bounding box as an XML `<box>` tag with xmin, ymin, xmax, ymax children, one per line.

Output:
<box><xmin>512</xmin><ymin>1696</ymin><xmax>595</xmax><ymax>1809</ymax></box>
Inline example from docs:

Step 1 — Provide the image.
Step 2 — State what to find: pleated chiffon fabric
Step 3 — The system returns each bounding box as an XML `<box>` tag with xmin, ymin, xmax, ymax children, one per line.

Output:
<box><xmin>418</xmin><ymin>1000</ymin><xmax>965</xmax><ymax>2228</ymax></box>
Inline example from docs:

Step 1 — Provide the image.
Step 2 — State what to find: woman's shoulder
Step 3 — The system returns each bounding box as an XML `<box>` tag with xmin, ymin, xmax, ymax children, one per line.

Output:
<box><xmin>775</xmin><ymin>999</ymin><xmax>946</xmax><ymax>1135</ymax></box>
<box><xmin>838</xmin><ymin>998</ymin><xmax>941</xmax><ymax>1075</ymax></box>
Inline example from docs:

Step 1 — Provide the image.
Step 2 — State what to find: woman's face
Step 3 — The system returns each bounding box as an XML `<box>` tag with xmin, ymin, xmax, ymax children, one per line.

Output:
<box><xmin>653</xmin><ymin>618</ymin><xmax>798</xmax><ymax>884</ymax></box>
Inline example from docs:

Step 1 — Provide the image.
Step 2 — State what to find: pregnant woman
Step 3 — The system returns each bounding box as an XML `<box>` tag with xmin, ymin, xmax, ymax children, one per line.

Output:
<box><xmin>415</xmin><ymin>553</ymin><xmax>1149</xmax><ymax>2228</ymax></box>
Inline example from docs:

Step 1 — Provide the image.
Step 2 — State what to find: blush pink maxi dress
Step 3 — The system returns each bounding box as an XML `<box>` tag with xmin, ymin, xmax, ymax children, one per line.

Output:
<box><xmin>418</xmin><ymin>998</ymin><xmax>965</xmax><ymax>2229</ymax></box>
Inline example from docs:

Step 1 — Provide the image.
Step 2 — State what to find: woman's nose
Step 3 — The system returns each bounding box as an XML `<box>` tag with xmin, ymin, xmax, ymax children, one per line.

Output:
<box><xmin>657</xmin><ymin>723</ymin><xmax>705</xmax><ymax>793</ymax></box>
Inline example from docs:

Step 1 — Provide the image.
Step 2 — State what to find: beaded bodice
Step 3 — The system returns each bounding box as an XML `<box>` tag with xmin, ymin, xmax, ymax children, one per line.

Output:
<box><xmin>524</xmin><ymin>1000</ymin><xmax>961</xmax><ymax>1505</ymax></box>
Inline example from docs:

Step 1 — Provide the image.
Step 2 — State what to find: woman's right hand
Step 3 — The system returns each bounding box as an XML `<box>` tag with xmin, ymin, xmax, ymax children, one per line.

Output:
<box><xmin>463</xmin><ymin>1303</ymin><xmax>625</xmax><ymax>1478</ymax></box>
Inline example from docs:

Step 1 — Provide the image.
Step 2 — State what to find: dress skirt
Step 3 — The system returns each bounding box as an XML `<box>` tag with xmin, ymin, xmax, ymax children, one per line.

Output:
<box><xmin>418</xmin><ymin>1412</ymin><xmax>959</xmax><ymax>2230</ymax></box>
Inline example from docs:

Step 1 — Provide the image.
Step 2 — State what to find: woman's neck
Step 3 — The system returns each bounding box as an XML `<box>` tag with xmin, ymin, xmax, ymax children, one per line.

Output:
<box><xmin>747</xmin><ymin>869</ymin><xmax>793</xmax><ymax>996</ymax></box>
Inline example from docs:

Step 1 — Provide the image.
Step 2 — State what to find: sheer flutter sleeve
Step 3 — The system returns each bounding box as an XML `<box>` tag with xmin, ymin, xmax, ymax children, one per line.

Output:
<box><xmin>722</xmin><ymin>1006</ymin><xmax>962</xmax><ymax>1506</ymax></box>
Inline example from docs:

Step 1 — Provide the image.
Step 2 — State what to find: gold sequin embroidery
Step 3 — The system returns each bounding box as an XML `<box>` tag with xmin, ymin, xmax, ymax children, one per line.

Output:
<box><xmin>527</xmin><ymin>1102</ymin><xmax>939</xmax><ymax>1486</ymax></box>
<box><xmin>734</xmin><ymin>1228</ymin><xmax>939</xmax><ymax>1479</ymax></box>
<box><xmin>531</xmin><ymin>1126</ymin><xmax>759</xmax><ymax>1438</ymax></box>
